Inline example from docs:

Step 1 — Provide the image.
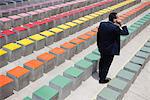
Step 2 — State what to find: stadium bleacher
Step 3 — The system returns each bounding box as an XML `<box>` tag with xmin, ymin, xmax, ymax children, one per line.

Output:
<box><xmin>0</xmin><ymin>0</ymin><xmax>150</xmax><ymax>100</ymax></box>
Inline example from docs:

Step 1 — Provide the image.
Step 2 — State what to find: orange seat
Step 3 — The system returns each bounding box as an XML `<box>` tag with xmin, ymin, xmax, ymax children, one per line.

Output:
<box><xmin>85</xmin><ymin>31</ymin><xmax>96</xmax><ymax>36</ymax></box>
<box><xmin>69</xmin><ymin>38</ymin><xmax>85</xmax><ymax>45</ymax></box>
<box><xmin>37</xmin><ymin>52</ymin><xmax>56</xmax><ymax>61</ymax></box>
<box><xmin>0</xmin><ymin>75</ymin><xmax>13</xmax><ymax>88</ymax></box>
<box><xmin>118</xmin><ymin>16</ymin><xmax>125</xmax><ymax>21</ymax></box>
<box><xmin>77</xmin><ymin>34</ymin><xmax>92</xmax><ymax>40</ymax></box>
<box><xmin>120</xmin><ymin>14</ymin><xmax>128</xmax><ymax>18</ymax></box>
<box><xmin>139</xmin><ymin>4</ymin><xmax>145</xmax><ymax>8</ymax></box>
<box><xmin>7</xmin><ymin>66</ymin><xmax>30</xmax><ymax>78</ymax></box>
<box><xmin>24</xmin><ymin>60</ymin><xmax>44</xmax><ymax>69</ymax></box>
<box><xmin>126</xmin><ymin>13</ymin><xmax>133</xmax><ymax>16</ymax></box>
<box><xmin>144</xmin><ymin>2</ymin><xmax>150</xmax><ymax>6</ymax></box>
<box><xmin>60</xmin><ymin>42</ymin><xmax>76</xmax><ymax>49</ymax></box>
<box><xmin>50</xmin><ymin>47</ymin><xmax>65</xmax><ymax>55</ymax></box>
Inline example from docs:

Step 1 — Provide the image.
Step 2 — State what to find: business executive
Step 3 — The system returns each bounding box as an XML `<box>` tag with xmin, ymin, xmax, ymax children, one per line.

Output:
<box><xmin>97</xmin><ymin>12</ymin><xmax>129</xmax><ymax>84</ymax></box>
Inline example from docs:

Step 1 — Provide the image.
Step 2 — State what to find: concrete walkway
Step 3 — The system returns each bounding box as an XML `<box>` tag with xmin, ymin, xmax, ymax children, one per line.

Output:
<box><xmin>123</xmin><ymin>60</ymin><xmax>150</xmax><ymax>100</ymax></box>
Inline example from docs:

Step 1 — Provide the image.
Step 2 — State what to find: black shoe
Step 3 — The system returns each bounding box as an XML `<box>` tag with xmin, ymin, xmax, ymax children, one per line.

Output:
<box><xmin>99</xmin><ymin>78</ymin><xmax>111</xmax><ymax>84</ymax></box>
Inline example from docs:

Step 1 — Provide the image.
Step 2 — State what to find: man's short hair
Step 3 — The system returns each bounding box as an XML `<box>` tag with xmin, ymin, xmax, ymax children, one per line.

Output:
<box><xmin>109</xmin><ymin>12</ymin><xmax>117</xmax><ymax>22</ymax></box>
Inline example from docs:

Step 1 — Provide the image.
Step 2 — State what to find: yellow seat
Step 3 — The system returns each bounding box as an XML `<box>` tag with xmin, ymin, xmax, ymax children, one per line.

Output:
<box><xmin>0</xmin><ymin>49</ymin><xmax>7</xmax><ymax>56</ymax></box>
<box><xmin>40</xmin><ymin>31</ymin><xmax>55</xmax><ymax>37</ymax></box>
<box><xmin>89</xmin><ymin>14</ymin><xmax>99</xmax><ymax>17</ymax></box>
<box><xmin>65</xmin><ymin>22</ymin><xmax>78</xmax><ymax>27</ymax></box>
<box><xmin>29</xmin><ymin>34</ymin><xmax>45</xmax><ymax>41</ymax></box>
<box><xmin>57</xmin><ymin>24</ymin><xmax>71</xmax><ymax>30</ymax></box>
<box><xmin>17</xmin><ymin>38</ymin><xmax>34</xmax><ymax>46</ymax></box>
<box><xmin>84</xmin><ymin>15</ymin><xmax>95</xmax><ymax>20</ymax></box>
<box><xmin>124</xmin><ymin>0</ymin><xmax>133</xmax><ymax>4</ymax></box>
<box><xmin>78</xmin><ymin>17</ymin><xmax>90</xmax><ymax>22</ymax></box>
<box><xmin>3</xmin><ymin>43</ymin><xmax>21</xmax><ymax>51</ymax></box>
<box><xmin>98</xmin><ymin>9</ymin><xmax>109</xmax><ymax>14</ymax></box>
<box><xmin>104</xmin><ymin>9</ymin><xmax>111</xmax><ymax>12</ymax></box>
<box><xmin>104</xmin><ymin>8</ymin><xmax>112</xmax><ymax>12</ymax></box>
<box><xmin>72</xmin><ymin>20</ymin><xmax>84</xmax><ymax>24</ymax></box>
<box><xmin>107</xmin><ymin>7</ymin><xmax>113</xmax><ymax>10</ymax></box>
<box><xmin>94</xmin><ymin>11</ymin><xmax>104</xmax><ymax>15</ymax></box>
<box><xmin>116</xmin><ymin>4</ymin><xmax>123</xmax><ymax>8</ymax></box>
<box><xmin>109</xmin><ymin>6</ymin><xmax>117</xmax><ymax>10</ymax></box>
<box><xmin>129</xmin><ymin>0</ymin><xmax>134</xmax><ymax>1</ymax></box>
<box><xmin>49</xmin><ymin>28</ymin><xmax>63</xmax><ymax>33</ymax></box>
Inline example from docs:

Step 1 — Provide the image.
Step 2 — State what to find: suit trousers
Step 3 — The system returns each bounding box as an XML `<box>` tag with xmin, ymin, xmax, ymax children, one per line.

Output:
<box><xmin>99</xmin><ymin>53</ymin><xmax>114</xmax><ymax>80</ymax></box>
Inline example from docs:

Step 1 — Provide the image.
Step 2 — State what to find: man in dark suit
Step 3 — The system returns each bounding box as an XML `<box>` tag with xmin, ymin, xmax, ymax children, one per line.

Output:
<box><xmin>97</xmin><ymin>12</ymin><xmax>129</xmax><ymax>84</ymax></box>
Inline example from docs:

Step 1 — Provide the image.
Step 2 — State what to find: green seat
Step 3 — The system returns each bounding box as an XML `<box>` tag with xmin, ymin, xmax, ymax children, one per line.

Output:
<box><xmin>85</xmin><ymin>53</ymin><xmax>100</xmax><ymax>62</ymax></box>
<box><xmin>97</xmin><ymin>87</ymin><xmax>121</xmax><ymax>100</ymax></box>
<box><xmin>142</xmin><ymin>15</ymin><xmax>149</xmax><ymax>19</ymax></box>
<box><xmin>92</xmin><ymin>49</ymin><xmax>100</xmax><ymax>55</ymax></box>
<box><xmin>137</xmin><ymin>20</ymin><xmax>146</xmax><ymax>23</ymax></box>
<box><xmin>49</xmin><ymin>75</ymin><xmax>72</xmax><ymax>99</ymax></box>
<box><xmin>23</xmin><ymin>97</ymin><xmax>32</xmax><ymax>100</ymax></box>
<box><xmin>144</xmin><ymin>42</ymin><xmax>150</xmax><ymax>47</ymax></box>
<box><xmin>120</xmin><ymin>36</ymin><xmax>127</xmax><ymax>41</ymax></box>
<box><xmin>136</xmin><ymin>21</ymin><xmax>145</xmax><ymax>26</ymax></box>
<box><xmin>130</xmin><ymin>56</ymin><xmax>145</xmax><ymax>65</ymax></box>
<box><xmin>49</xmin><ymin>75</ymin><xmax>72</xmax><ymax>88</ymax></box>
<box><xmin>129</xmin><ymin>24</ymin><xmax>138</xmax><ymax>30</ymax></box>
<box><xmin>75</xmin><ymin>59</ymin><xmax>93</xmax><ymax>69</ymax></box>
<box><xmin>122</xmin><ymin>32</ymin><xmax>130</xmax><ymax>41</ymax></box>
<box><xmin>63</xmin><ymin>67</ymin><xmax>84</xmax><ymax>90</ymax></box>
<box><xmin>128</xmin><ymin>27</ymin><xmax>136</xmax><ymax>34</ymax></box>
<box><xmin>140</xmin><ymin>18</ymin><xmax>148</xmax><ymax>22</ymax></box>
<box><xmin>64</xmin><ymin>67</ymin><xmax>83</xmax><ymax>78</ymax></box>
<box><xmin>108</xmin><ymin>78</ymin><xmax>128</xmax><ymax>93</ymax></box>
<box><xmin>140</xmin><ymin>46</ymin><xmax>150</xmax><ymax>53</ymax></box>
<box><xmin>124</xmin><ymin>62</ymin><xmax>141</xmax><ymax>73</ymax></box>
<box><xmin>33</xmin><ymin>85</ymin><xmax>59</xmax><ymax>100</ymax></box>
<box><xmin>130</xmin><ymin>24</ymin><xmax>140</xmax><ymax>29</ymax></box>
<box><xmin>145</xmin><ymin>13</ymin><xmax>150</xmax><ymax>16</ymax></box>
<box><xmin>141</xmin><ymin>17</ymin><xmax>149</xmax><ymax>21</ymax></box>
<box><xmin>134</xmin><ymin>22</ymin><xmax>144</xmax><ymax>26</ymax></box>
<box><xmin>135</xmin><ymin>51</ymin><xmax>149</xmax><ymax>59</ymax></box>
<box><xmin>117</xmin><ymin>69</ymin><xmax>135</xmax><ymax>82</ymax></box>
<box><xmin>145</xmin><ymin>14</ymin><xmax>150</xmax><ymax>18</ymax></box>
<box><xmin>75</xmin><ymin>59</ymin><xmax>93</xmax><ymax>80</ymax></box>
<box><xmin>85</xmin><ymin>53</ymin><xmax>100</xmax><ymax>73</ymax></box>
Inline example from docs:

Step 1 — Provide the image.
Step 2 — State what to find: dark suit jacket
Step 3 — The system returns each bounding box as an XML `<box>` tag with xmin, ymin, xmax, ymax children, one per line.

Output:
<box><xmin>97</xmin><ymin>21</ymin><xmax>129</xmax><ymax>55</ymax></box>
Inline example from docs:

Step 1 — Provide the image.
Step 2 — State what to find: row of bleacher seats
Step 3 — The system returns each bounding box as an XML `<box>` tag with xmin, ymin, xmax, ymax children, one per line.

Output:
<box><xmin>22</xmin><ymin>12</ymin><xmax>150</xmax><ymax>100</ymax></box>
<box><xmin>0</xmin><ymin>0</ymin><xmax>75</xmax><ymax>11</ymax></box>
<box><xmin>0</xmin><ymin>0</ymin><xmax>119</xmax><ymax>49</ymax></box>
<box><xmin>0</xmin><ymin>0</ymin><xmax>118</xmax><ymax>50</ymax></box>
<box><xmin>0</xmin><ymin>0</ymin><xmax>143</xmax><ymax>47</ymax></box>
<box><xmin>0</xmin><ymin>0</ymin><xmax>115</xmax><ymax>30</ymax></box>
<box><xmin>97</xmin><ymin>38</ymin><xmax>150</xmax><ymax>100</ymax></box>
<box><xmin>0</xmin><ymin>0</ymin><xmax>104</xmax><ymax>18</ymax></box>
<box><xmin>0</xmin><ymin>0</ymin><xmax>143</xmax><ymax>68</ymax></box>
<box><xmin>0</xmin><ymin>0</ymin><xmax>148</xmax><ymax>70</ymax></box>
<box><xmin>0</xmin><ymin>1</ymin><xmax>150</xmax><ymax>99</ymax></box>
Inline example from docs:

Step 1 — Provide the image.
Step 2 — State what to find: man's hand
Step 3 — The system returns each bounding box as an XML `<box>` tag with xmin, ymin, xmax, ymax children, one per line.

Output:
<box><xmin>116</xmin><ymin>19</ymin><xmax>122</xmax><ymax>26</ymax></box>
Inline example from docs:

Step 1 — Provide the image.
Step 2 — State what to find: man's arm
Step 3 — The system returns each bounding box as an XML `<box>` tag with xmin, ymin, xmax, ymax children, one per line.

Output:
<box><xmin>114</xmin><ymin>19</ymin><xmax>129</xmax><ymax>35</ymax></box>
<box><xmin>120</xmin><ymin>26</ymin><xmax>129</xmax><ymax>35</ymax></box>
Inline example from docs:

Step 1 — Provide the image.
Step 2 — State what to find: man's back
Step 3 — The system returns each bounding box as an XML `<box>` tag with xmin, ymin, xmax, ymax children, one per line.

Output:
<box><xmin>97</xmin><ymin>21</ymin><xmax>120</xmax><ymax>55</ymax></box>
